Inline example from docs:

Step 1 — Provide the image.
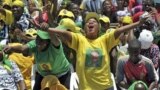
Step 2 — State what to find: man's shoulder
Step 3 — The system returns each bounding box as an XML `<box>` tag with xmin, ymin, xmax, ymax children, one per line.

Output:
<box><xmin>141</xmin><ymin>55</ymin><xmax>153</xmax><ymax>65</ymax></box>
<box><xmin>118</xmin><ymin>55</ymin><xmax>129</xmax><ymax>64</ymax></box>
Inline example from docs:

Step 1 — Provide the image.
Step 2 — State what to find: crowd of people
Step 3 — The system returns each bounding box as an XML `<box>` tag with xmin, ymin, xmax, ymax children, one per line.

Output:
<box><xmin>0</xmin><ymin>0</ymin><xmax>159</xmax><ymax>90</ymax></box>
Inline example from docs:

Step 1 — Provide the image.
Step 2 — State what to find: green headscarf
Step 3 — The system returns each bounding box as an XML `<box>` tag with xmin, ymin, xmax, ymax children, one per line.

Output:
<box><xmin>0</xmin><ymin>45</ymin><xmax>12</xmax><ymax>72</ymax></box>
<box><xmin>128</xmin><ymin>81</ymin><xmax>148</xmax><ymax>90</ymax></box>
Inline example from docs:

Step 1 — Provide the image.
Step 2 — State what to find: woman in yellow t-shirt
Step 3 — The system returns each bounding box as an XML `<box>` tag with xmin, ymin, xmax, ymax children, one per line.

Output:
<box><xmin>25</xmin><ymin>12</ymin><xmax>149</xmax><ymax>90</ymax></box>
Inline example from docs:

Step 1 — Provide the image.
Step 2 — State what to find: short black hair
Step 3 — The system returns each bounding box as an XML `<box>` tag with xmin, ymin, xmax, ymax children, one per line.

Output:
<box><xmin>128</xmin><ymin>39</ymin><xmax>141</xmax><ymax>49</ymax></box>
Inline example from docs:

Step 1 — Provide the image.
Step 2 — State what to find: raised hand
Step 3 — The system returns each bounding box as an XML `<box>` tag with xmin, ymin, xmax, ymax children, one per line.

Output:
<box><xmin>3</xmin><ymin>46</ymin><xmax>12</xmax><ymax>54</ymax></box>
<box><xmin>40</xmin><ymin>22</ymin><xmax>49</xmax><ymax>31</ymax></box>
<box><xmin>139</xmin><ymin>12</ymin><xmax>151</xmax><ymax>24</ymax></box>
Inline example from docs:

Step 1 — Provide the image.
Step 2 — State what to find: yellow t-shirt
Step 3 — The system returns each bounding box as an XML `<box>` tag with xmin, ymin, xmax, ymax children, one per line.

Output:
<box><xmin>68</xmin><ymin>30</ymin><xmax>119</xmax><ymax>90</ymax></box>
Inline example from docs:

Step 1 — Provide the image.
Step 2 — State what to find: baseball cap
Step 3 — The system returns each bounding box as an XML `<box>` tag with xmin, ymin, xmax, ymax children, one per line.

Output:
<box><xmin>41</xmin><ymin>75</ymin><xmax>67</xmax><ymax>90</ymax></box>
<box><xmin>85</xmin><ymin>12</ymin><xmax>100</xmax><ymax>23</ymax></box>
<box><xmin>99</xmin><ymin>15</ymin><xmax>110</xmax><ymax>23</ymax></box>
<box><xmin>138</xmin><ymin>29</ymin><xmax>153</xmax><ymax>49</ymax></box>
<box><xmin>122</xmin><ymin>16</ymin><xmax>133</xmax><ymax>24</ymax></box>
<box><xmin>12</xmin><ymin>0</ymin><xmax>24</xmax><ymax>7</ymax></box>
<box><xmin>56</xmin><ymin>18</ymin><xmax>81</xmax><ymax>33</ymax></box>
<box><xmin>37</xmin><ymin>30</ymin><xmax>50</xmax><ymax>39</ymax></box>
<box><xmin>58</xmin><ymin>9</ymin><xmax>75</xmax><ymax>18</ymax></box>
<box><xmin>25</xmin><ymin>28</ymin><xmax>37</xmax><ymax>38</ymax></box>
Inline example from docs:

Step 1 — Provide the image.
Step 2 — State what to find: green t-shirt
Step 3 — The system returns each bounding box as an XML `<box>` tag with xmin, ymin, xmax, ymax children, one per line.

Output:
<box><xmin>26</xmin><ymin>40</ymin><xmax>70</xmax><ymax>76</ymax></box>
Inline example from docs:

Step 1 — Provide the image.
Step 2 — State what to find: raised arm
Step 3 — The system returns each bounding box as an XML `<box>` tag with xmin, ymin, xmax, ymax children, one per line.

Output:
<box><xmin>48</xmin><ymin>28</ymin><xmax>72</xmax><ymax>45</ymax></box>
<box><xmin>40</xmin><ymin>23</ymin><xmax>72</xmax><ymax>45</ymax></box>
<box><xmin>114</xmin><ymin>14</ymin><xmax>149</xmax><ymax>39</ymax></box>
<box><xmin>114</xmin><ymin>21</ymin><xmax>140</xmax><ymax>39</ymax></box>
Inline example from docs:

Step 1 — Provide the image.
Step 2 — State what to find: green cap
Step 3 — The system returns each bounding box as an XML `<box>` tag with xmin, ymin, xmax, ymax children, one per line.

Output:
<box><xmin>37</xmin><ymin>30</ymin><xmax>50</xmax><ymax>39</ymax></box>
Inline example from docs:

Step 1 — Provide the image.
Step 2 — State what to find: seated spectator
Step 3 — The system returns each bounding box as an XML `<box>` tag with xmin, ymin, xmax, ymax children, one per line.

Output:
<box><xmin>138</xmin><ymin>29</ymin><xmax>160</xmax><ymax>70</ymax></box>
<box><xmin>116</xmin><ymin>39</ymin><xmax>158</xmax><ymax>90</ymax></box>
<box><xmin>0</xmin><ymin>50</ymin><xmax>26</xmax><ymax>90</ymax></box>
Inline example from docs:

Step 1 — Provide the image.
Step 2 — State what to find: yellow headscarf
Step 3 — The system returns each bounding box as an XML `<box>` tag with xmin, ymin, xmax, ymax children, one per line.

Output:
<box><xmin>12</xmin><ymin>0</ymin><xmax>24</xmax><ymax>7</ymax></box>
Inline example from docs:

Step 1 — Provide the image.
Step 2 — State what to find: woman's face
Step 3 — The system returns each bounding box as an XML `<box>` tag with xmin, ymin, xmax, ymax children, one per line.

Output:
<box><xmin>36</xmin><ymin>36</ymin><xmax>49</xmax><ymax>51</ymax></box>
<box><xmin>84</xmin><ymin>18</ymin><xmax>99</xmax><ymax>39</ymax></box>
<box><xmin>102</xmin><ymin>1</ymin><xmax>112</xmax><ymax>12</ymax></box>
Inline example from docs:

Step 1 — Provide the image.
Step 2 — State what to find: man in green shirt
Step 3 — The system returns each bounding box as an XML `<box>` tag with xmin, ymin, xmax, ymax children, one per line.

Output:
<box><xmin>4</xmin><ymin>30</ymin><xmax>71</xmax><ymax>90</ymax></box>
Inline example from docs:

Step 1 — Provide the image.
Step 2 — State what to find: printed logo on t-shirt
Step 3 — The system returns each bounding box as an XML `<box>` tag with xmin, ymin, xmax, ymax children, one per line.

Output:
<box><xmin>85</xmin><ymin>48</ymin><xmax>103</xmax><ymax>67</ymax></box>
<box><xmin>39</xmin><ymin>63</ymin><xmax>52</xmax><ymax>71</ymax></box>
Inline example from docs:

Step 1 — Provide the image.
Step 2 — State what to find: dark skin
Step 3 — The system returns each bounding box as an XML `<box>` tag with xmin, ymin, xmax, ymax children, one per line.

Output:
<box><xmin>119</xmin><ymin>39</ymin><xmax>157</xmax><ymax>90</ymax></box>
<box><xmin>12</xmin><ymin>5</ymin><xmax>24</xmax><ymax>21</ymax></box>
<box><xmin>37</xmin><ymin>13</ymin><xmax>149</xmax><ymax>78</ymax></box>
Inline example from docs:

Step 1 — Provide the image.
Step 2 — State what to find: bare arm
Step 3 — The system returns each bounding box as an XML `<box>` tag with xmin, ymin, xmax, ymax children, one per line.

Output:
<box><xmin>47</xmin><ymin>28</ymin><xmax>72</xmax><ymax>45</ymax></box>
<box><xmin>114</xmin><ymin>13</ymin><xmax>150</xmax><ymax>39</ymax></box>
<box><xmin>114</xmin><ymin>21</ymin><xmax>140</xmax><ymax>39</ymax></box>
<box><xmin>17</xmin><ymin>80</ymin><xmax>26</xmax><ymax>90</ymax></box>
<box><xmin>49</xmin><ymin>32</ymin><xmax>60</xmax><ymax>46</ymax></box>
<box><xmin>3</xmin><ymin>45</ymin><xmax>29</xmax><ymax>56</ymax></box>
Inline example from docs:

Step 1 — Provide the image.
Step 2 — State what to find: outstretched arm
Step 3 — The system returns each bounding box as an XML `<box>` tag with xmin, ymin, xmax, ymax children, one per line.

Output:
<box><xmin>114</xmin><ymin>21</ymin><xmax>140</xmax><ymax>39</ymax></box>
<box><xmin>3</xmin><ymin>45</ymin><xmax>29</xmax><ymax>56</ymax></box>
<box><xmin>48</xmin><ymin>28</ymin><xmax>72</xmax><ymax>45</ymax></box>
<box><xmin>40</xmin><ymin>23</ymin><xmax>72</xmax><ymax>45</ymax></box>
<box><xmin>114</xmin><ymin>14</ymin><xmax>150</xmax><ymax>39</ymax></box>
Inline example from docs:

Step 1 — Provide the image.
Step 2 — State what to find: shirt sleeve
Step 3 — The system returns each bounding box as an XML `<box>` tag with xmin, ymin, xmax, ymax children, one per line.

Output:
<box><xmin>11</xmin><ymin>61</ymin><xmax>24</xmax><ymax>83</ymax></box>
<box><xmin>67</xmin><ymin>32</ymin><xmax>80</xmax><ymax>51</ymax></box>
<box><xmin>145</xmin><ymin>60</ymin><xmax>157</xmax><ymax>82</ymax></box>
<box><xmin>116</xmin><ymin>57</ymin><xmax>126</xmax><ymax>83</ymax></box>
<box><xmin>26</xmin><ymin>40</ymin><xmax>36</xmax><ymax>53</ymax></box>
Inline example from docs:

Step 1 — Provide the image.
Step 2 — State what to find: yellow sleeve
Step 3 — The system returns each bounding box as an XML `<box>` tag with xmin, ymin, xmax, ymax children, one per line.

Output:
<box><xmin>67</xmin><ymin>32</ymin><xmax>81</xmax><ymax>51</ymax></box>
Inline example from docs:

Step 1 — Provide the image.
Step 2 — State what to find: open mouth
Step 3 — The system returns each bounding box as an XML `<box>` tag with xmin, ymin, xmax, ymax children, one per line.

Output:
<box><xmin>88</xmin><ymin>25</ymin><xmax>94</xmax><ymax>31</ymax></box>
